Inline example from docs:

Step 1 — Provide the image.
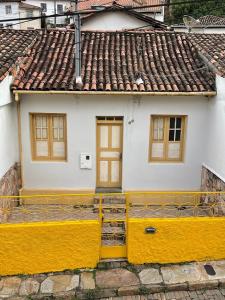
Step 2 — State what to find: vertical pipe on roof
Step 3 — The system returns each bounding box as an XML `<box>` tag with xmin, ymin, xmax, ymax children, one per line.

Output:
<box><xmin>73</xmin><ymin>0</ymin><xmax>82</xmax><ymax>87</ymax></box>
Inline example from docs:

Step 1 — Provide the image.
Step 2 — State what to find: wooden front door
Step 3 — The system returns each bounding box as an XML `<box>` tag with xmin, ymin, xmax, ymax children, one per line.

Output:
<box><xmin>96</xmin><ymin>117</ymin><xmax>123</xmax><ymax>188</ymax></box>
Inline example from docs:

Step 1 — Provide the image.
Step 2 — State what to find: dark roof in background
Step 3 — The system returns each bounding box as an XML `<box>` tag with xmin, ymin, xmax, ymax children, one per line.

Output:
<box><xmin>0</xmin><ymin>29</ymin><xmax>38</xmax><ymax>82</ymax></box>
<box><xmin>80</xmin><ymin>3</ymin><xmax>167</xmax><ymax>30</ymax></box>
<box><xmin>188</xmin><ymin>34</ymin><xmax>225</xmax><ymax>77</ymax></box>
<box><xmin>19</xmin><ymin>2</ymin><xmax>41</xmax><ymax>10</ymax></box>
<box><xmin>198</xmin><ymin>15</ymin><xmax>225</xmax><ymax>26</ymax></box>
<box><xmin>173</xmin><ymin>15</ymin><xmax>225</xmax><ymax>28</ymax></box>
<box><xmin>12</xmin><ymin>30</ymin><xmax>215</xmax><ymax>93</ymax></box>
<box><xmin>0</xmin><ymin>0</ymin><xmax>23</xmax><ymax>2</ymax></box>
<box><xmin>78</xmin><ymin>0</ymin><xmax>163</xmax><ymax>14</ymax></box>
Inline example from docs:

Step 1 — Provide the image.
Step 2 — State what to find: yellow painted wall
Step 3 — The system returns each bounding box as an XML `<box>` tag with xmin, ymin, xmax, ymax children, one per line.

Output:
<box><xmin>0</xmin><ymin>220</ymin><xmax>100</xmax><ymax>276</ymax></box>
<box><xmin>128</xmin><ymin>217</ymin><xmax>225</xmax><ymax>264</ymax></box>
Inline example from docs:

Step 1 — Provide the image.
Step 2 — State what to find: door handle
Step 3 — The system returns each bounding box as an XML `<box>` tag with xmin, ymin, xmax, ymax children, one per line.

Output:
<box><xmin>119</xmin><ymin>153</ymin><xmax>122</xmax><ymax>160</ymax></box>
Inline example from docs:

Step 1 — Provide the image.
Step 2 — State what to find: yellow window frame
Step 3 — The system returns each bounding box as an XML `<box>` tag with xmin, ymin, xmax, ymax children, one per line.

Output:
<box><xmin>149</xmin><ymin>115</ymin><xmax>187</xmax><ymax>162</ymax></box>
<box><xmin>30</xmin><ymin>113</ymin><xmax>67</xmax><ymax>161</ymax></box>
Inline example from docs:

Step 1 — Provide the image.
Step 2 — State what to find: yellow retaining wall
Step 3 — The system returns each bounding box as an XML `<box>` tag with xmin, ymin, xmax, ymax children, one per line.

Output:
<box><xmin>0</xmin><ymin>220</ymin><xmax>100</xmax><ymax>276</ymax></box>
<box><xmin>128</xmin><ymin>217</ymin><xmax>225</xmax><ymax>264</ymax></box>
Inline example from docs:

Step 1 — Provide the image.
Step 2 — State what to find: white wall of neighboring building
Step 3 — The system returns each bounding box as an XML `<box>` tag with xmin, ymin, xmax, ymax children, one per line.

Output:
<box><xmin>0</xmin><ymin>1</ymin><xmax>41</xmax><ymax>29</ymax></box>
<box><xmin>0</xmin><ymin>2</ymin><xmax>20</xmax><ymax>29</ymax></box>
<box><xmin>146</xmin><ymin>11</ymin><xmax>164</xmax><ymax>22</ymax></box>
<box><xmin>82</xmin><ymin>11</ymin><xmax>153</xmax><ymax>30</ymax></box>
<box><xmin>0</xmin><ymin>76</ymin><xmax>19</xmax><ymax>179</ymax></box>
<box><xmin>204</xmin><ymin>76</ymin><xmax>225</xmax><ymax>181</ymax></box>
<box><xmin>173</xmin><ymin>26</ymin><xmax>225</xmax><ymax>34</ymax></box>
<box><xmin>19</xmin><ymin>7</ymin><xmax>41</xmax><ymax>29</ymax></box>
<box><xmin>20</xmin><ymin>94</ymin><xmax>209</xmax><ymax>191</ymax></box>
<box><xmin>26</xmin><ymin>0</ymin><xmax>70</xmax><ymax>25</ymax></box>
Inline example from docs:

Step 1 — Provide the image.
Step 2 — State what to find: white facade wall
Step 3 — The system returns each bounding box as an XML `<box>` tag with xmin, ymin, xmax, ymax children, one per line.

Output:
<box><xmin>0</xmin><ymin>76</ymin><xmax>19</xmax><ymax>179</ymax></box>
<box><xmin>0</xmin><ymin>2</ymin><xmax>41</xmax><ymax>29</ymax></box>
<box><xmin>20</xmin><ymin>94</ymin><xmax>209</xmax><ymax>191</ymax></box>
<box><xmin>204</xmin><ymin>76</ymin><xmax>225</xmax><ymax>181</ymax></box>
<box><xmin>173</xmin><ymin>26</ymin><xmax>225</xmax><ymax>34</ymax></box>
<box><xmin>26</xmin><ymin>0</ymin><xmax>70</xmax><ymax>25</ymax></box>
<box><xmin>19</xmin><ymin>8</ymin><xmax>41</xmax><ymax>29</ymax></box>
<box><xmin>0</xmin><ymin>2</ymin><xmax>20</xmax><ymax>29</ymax></box>
<box><xmin>82</xmin><ymin>11</ymin><xmax>153</xmax><ymax>30</ymax></box>
<box><xmin>146</xmin><ymin>11</ymin><xmax>164</xmax><ymax>22</ymax></box>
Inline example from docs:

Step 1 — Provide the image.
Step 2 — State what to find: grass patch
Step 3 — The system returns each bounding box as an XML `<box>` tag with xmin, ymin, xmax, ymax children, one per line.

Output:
<box><xmin>139</xmin><ymin>286</ymin><xmax>149</xmax><ymax>295</ymax></box>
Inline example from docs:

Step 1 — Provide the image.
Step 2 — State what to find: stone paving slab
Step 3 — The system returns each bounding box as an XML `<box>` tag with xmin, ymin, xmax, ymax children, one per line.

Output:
<box><xmin>96</xmin><ymin>269</ymin><xmax>140</xmax><ymax>288</ymax></box>
<box><xmin>198</xmin><ymin>260</ymin><xmax>225</xmax><ymax>281</ymax></box>
<box><xmin>139</xmin><ymin>268</ymin><xmax>163</xmax><ymax>285</ymax></box>
<box><xmin>161</xmin><ymin>263</ymin><xmax>205</xmax><ymax>285</ymax></box>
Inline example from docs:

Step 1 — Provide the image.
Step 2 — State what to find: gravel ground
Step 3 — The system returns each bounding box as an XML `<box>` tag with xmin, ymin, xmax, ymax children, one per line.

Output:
<box><xmin>1</xmin><ymin>203</ymin><xmax>215</xmax><ymax>224</ymax></box>
<box><xmin>104</xmin><ymin>288</ymin><xmax>225</xmax><ymax>299</ymax></box>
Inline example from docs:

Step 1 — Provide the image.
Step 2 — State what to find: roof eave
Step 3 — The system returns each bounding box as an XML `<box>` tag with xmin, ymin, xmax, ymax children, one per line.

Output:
<box><xmin>13</xmin><ymin>90</ymin><xmax>217</xmax><ymax>99</ymax></box>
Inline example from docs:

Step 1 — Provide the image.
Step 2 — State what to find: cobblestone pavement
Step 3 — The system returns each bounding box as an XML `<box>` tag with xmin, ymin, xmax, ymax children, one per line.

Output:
<box><xmin>105</xmin><ymin>289</ymin><xmax>225</xmax><ymax>299</ymax></box>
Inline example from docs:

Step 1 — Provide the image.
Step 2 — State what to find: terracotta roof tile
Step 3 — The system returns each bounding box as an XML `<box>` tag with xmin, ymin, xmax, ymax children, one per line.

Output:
<box><xmin>12</xmin><ymin>30</ymin><xmax>215</xmax><ymax>92</ymax></box>
<box><xmin>198</xmin><ymin>15</ymin><xmax>225</xmax><ymax>26</ymax></box>
<box><xmin>78</xmin><ymin>0</ymin><xmax>163</xmax><ymax>13</ymax></box>
<box><xmin>188</xmin><ymin>34</ymin><xmax>225</xmax><ymax>77</ymax></box>
<box><xmin>0</xmin><ymin>29</ymin><xmax>38</xmax><ymax>82</ymax></box>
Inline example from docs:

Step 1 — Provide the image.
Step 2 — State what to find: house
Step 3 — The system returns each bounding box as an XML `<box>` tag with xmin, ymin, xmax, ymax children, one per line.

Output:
<box><xmin>0</xmin><ymin>28</ymin><xmax>224</xmax><ymax>197</ymax></box>
<box><xmin>26</xmin><ymin>0</ymin><xmax>71</xmax><ymax>26</ymax></box>
<box><xmin>78</xmin><ymin>2</ymin><xmax>167</xmax><ymax>31</ymax></box>
<box><xmin>173</xmin><ymin>15</ymin><xmax>225</xmax><ymax>34</ymax></box>
<box><xmin>18</xmin><ymin>2</ymin><xmax>42</xmax><ymax>29</ymax></box>
<box><xmin>25</xmin><ymin>0</ymin><xmax>165</xmax><ymax>29</ymax></box>
<box><xmin>0</xmin><ymin>0</ymin><xmax>21</xmax><ymax>29</ymax></box>
<box><xmin>78</xmin><ymin>0</ymin><xmax>165</xmax><ymax>22</ymax></box>
<box><xmin>6</xmin><ymin>28</ymin><xmax>225</xmax><ymax>196</ymax></box>
<box><xmin>0</xmin><ymin>0</ymin><xmax>41</xmax><ymax>29</ymax></box>
<box><xmin>0</xmin><ymin>29</ymin><xmax>38</xmax><ymax>197</ymax></box>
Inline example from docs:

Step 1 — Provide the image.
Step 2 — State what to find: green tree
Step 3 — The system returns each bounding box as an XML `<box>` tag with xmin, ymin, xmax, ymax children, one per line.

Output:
<box><xmin>167</xmin><ymin>0</ymin><xmax>225</xmax><ymax>24</ymax></box>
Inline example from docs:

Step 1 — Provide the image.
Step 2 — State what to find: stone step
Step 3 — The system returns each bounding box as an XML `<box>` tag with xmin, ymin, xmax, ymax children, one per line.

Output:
<box><xmin>102</xmin><ymin>239</ymin><xmax>125</xmax><ymax>246</ymax></box>
<box><xmin>94</xmin><ymin>196</ymin><xmax>126</xmax><ymax>205</ymax></box>
<box><xmin>103</xmin><ymin>207</ymin><xmax>126</xmax><ymax>213</ymax></box>
<box><xmin>101</xmin><ymin>233</ymin><xmax>125</xmax><ymax>241</ymax></box>
<box><xmin>93</xmin><ymin>207</ymin><xmax>126</xmax><ymax>214</ymax></box>
<box><xmin>103</xmin><ymin>212</ymin><xmax>126</xmax><ymax>221</ymax></box>
<box><xmin>97</xmin><ymin>258</ymin><xmax>128</xmax><ymax>269</ymax></box>
<box><xmin>102</xmin><ymin>226</ymin><xmax>125</xmax><ymax>234</ymax></box>
<box><xmin>102</xmin><ymin>221</ymin><xmax>125</xmax><ymax>228</ymax></box>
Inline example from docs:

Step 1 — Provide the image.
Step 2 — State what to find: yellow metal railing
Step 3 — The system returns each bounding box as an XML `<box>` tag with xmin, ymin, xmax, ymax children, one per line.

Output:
<box><xmin>0</xmin><ymin>191</ymin><xmax>224</xmax><ymax>224</ymax></box>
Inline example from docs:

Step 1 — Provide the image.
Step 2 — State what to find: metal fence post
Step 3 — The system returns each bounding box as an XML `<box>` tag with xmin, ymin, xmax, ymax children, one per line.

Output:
<box><xmin>125</xmin><ymin>193</ymin><xmax>129</xmax><ymax>258</ymax></box>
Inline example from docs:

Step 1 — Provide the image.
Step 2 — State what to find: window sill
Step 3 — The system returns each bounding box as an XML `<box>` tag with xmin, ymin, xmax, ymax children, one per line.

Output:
<box><xmin>149</xmin><ymin>161</ymin><xmax>185</xmax><ymax>164</ymax></box>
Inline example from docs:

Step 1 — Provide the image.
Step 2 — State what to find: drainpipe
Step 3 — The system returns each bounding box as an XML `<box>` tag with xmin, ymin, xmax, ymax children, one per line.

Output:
<box><xmin>15</xmin><ymin>95</ymin><xmax>24</xmax><ymax>191</ymax></box>
<box><xmin>72</xmin><ymin>0</ymin><xmax>82</xmax><ymax>88</ymax></box>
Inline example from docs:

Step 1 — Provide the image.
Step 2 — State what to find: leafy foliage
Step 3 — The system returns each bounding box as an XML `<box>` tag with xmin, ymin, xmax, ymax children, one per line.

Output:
<box><xmin>168</xmin><ymin>0</ymin><xmax>225</xmax><ymax>24</ymax></box>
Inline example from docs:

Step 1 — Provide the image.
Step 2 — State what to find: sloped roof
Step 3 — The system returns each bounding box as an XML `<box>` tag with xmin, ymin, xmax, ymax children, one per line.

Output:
<box><xmin>12</xmin><ymin>30</ymin><xmax>215</xmax><ymax>93</ymax></box>
<box><xmin>19</xmin><ymin>2</ymin><xmax>41</xmax><ymax>10</ymax></box>
<box><xmin>188</xmin><ymin>34</ymin><xmax>225</xmax><ymax>77</ymax></box>
<box><xmin>80</xmin><ymin>3</ymin><xmax>167</xmax><ymax>30</ymax></box>
<box><xmin>0</xmin><ymin>29</ymin><xmax>38</xmax><ymax>82</ymax></box>
<box><xmin>0</xmin><ymin>0</ymin><xmax>22</xmax><ymax>2</ymax></box>
<box><xmin>78</xmin><ymin>0</ymin><xmax>163</xmax><ymax>13</ymax></box>
<box><xmin>198</xmin><ymin>15</ymin><xmax>225</xmax><ymax>26</ymax></box>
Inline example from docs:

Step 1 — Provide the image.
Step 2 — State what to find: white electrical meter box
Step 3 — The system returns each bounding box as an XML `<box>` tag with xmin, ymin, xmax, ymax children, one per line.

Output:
<box><xmin>80</xmin><ymin>153</ymin><xmax>92</xmax><ymax>169</ymax></box>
